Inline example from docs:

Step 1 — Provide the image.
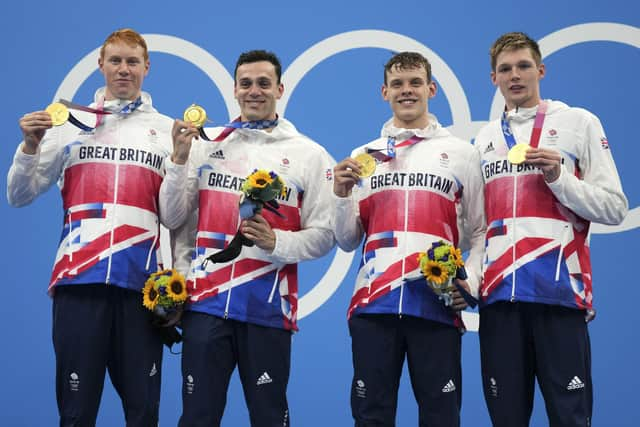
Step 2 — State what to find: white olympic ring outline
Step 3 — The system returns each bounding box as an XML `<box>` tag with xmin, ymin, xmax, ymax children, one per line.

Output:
<box><xmin>52</xmin><ymin>24</ymin><xmax>639</xmax><ymax>329</ymax></box>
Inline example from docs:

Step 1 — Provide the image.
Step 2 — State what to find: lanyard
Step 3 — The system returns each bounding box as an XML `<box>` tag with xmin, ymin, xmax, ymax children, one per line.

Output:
<box><xmin>500</xmin><ymin>101</ymin><xmax>548</xmax><ymax>149</ymax></box>
<box><xmin>199</xmin><ymin>116</ymin><xmax>279</xmax><ymax>142</ymax></box>
<box><xmin>60</xmin><ymin>97</ymin><xmax>143</xmax><ymax>132</ymax></box>
<box><xmin>366</xmin><ymin>135</ymin><xmax>424</xmax><ymax>162</ymax></box>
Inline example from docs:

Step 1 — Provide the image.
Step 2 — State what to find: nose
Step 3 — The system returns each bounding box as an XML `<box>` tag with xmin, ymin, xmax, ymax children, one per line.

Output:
<box><xmin>401</xmin><ymin>82</ymin><xmax>413</xmax><ymax>94</ymax></box>
<box><xmin>248</xmin><ymin>84</ymin><xmax>263</xmax><ymax>97</ymax></box>
<box><xmin>509</xmin><ymin>66</ymin><xmax>520</xmax><ymax>80</ymax></box>
<box><xmin>117</xmin><ymin>62</ymin><xmax>130</xmax><ymax>75</ymax></box>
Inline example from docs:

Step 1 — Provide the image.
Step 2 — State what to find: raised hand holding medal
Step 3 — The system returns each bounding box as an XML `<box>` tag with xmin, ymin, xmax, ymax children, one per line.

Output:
<box><xmin>354</xmin><ymin>153</ymin><xmax>376</xmax><ymax>178</ymax></box>
<box><xmin>45</xmin><ymin>102</ymin><xmax>69</xmax><ymax>126</ymax></box>
<box><xmin>183</xmin><ymin>104</ymin><xmax>208</xmax><ymax>128</ymax></box>
<box><xmin>507</xmin><ymin>143</ymin><xmax>530</xmax><ymax>164</ymax></box>
<box><xmin>503</xmin><ymin>101</ymin><xmax>548</xmax><ymax>165</ymax></box>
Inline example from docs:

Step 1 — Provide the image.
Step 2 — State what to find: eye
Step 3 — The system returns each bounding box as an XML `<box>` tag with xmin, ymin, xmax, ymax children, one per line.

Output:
<box><xmin>258</xmin><ymin>78</ymin><xmax>272</xmax><ymax>89</ymax></box>
<box><xmin>498</xmin><ymin>65</ymin><xmax>511</xmax><ymax>73</ymax></box>
<box><xmin>109</xmin><ymin>58</ymin><xmax>121</xmax><ymax>65</ymax></box>
<box><xmin>127</xmin><ymin>59</ymin><xmax>141</xmax><ymax>66</ymax></box>
<box><xmin>238</xmin><ymin>80</ymin><xmax>251</xmax><ymax>88</ymax></box>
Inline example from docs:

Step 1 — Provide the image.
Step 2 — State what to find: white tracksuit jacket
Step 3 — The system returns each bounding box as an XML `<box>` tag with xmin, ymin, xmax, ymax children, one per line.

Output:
<box><xmin>474</xmin><ymin>100</ymin><xmax>628</xmax><ymax>309</ymax></box>
<box><xmin>159</xmin><ymin>118</ymin><xmax>335</xmax><ymax>331</ymax></box>
<box><xmin>334</xmin><ymin>115</ymin><xmax>485</xmax><ymax>328</ymax></box>
<box><xmin>7</xmin><ymin>88</ymin><xmax>173</xmax><ymax>292</ymax></box>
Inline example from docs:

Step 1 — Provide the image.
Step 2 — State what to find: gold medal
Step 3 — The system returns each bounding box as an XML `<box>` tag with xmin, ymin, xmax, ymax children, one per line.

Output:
<box><xmin>354</xmin><ymin>153</ymin><xmax>376</xmax><ymax>178</ymax></box>
<box><xmin>46</xmin><ymin>102</ymin><xmax>69</xmax><ymax>126</ymax></box>
<box><xmin>507</xmin><ymin>143</ymin><xmax>530</xmax><ymax>165</ymax></box>
<box><xmin>183</xmin><ymin>104</ymin><xmax>207</xmax><ymax>128</ymax></box>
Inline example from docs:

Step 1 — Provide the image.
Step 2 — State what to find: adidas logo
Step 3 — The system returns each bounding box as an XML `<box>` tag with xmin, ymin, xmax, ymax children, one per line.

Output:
<box><xmin>442</xmin><ymin>379</ymin><xmax>456</xmax><ymax>393</ymax></box>
<box><xmin>484</xmin><ymin>141</ymin><xmax>495</xmax><ymax>153</ymax></box>
<box><xmin>209</xmin><ymin>149</ymin><xmax>225</xmax><ymax>159</ymax></box>
<box><xmin>567</xmin><ymin>376</ymin><xmax>585</xmax><ymax>390</ymax></box>
<box><xmin>256</xmin><ymin>372</ymin><xmax>273</xmax><ymax>386</ymax></box>
<box><xmin>149</xmin><ymin>363</ymin><xmax>157</xmax><ymax>377</ymax></box>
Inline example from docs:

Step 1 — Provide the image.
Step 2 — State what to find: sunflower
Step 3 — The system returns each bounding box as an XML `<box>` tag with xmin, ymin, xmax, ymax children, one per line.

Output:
<box><xmin>449</xmin><ymin>246</ymin><xmax>465</xmax><ymax>268</ymax></box>
<box><xmin>142</xmin><ymin>281</ymin><xmax>160</xmax><ymax>310</ymax></box>
<box><xmin>248</xmin><ymin>170</ymin><xmax>274</xmax><ymax>189</ymax></box>
<box><xmin>166</xmin><ymin>269</ymin><xmax>188</xmax><ymax>302</ymax></box>
<box><xmin>423</xmin><ymin>260</ymin><xmax>449</xmax><ymax>285</ymax></box>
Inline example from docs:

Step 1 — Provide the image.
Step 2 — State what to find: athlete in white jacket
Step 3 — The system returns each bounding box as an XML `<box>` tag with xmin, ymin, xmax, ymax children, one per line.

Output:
<box><xmin>333</xmin><ymin>51</ymin><xmax>485</xmax><ymax>427</ymax></box>
<box><xmin>6</xmin><ymin>29</ymin><xmax>173</xmax><ymax>427</ymax></box>
<box><xmin>162</xmin><ymin>50</ymin><xmax>335</xmax><ymax>427</ymax></box>
<box><xmin>474</xmin><ymin>32</ymin><xmax>628</xmax><ymax>427</ymax></box>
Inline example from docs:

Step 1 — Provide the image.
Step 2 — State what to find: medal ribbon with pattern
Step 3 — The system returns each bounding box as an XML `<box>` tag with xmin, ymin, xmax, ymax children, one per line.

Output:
<box><xmin>355</xmin><ymin>135</ymin><xmax>424</xmax><ymax>178</ymax></box>
<box><xmin>46</xmin><ymin>97</ymin><xmax>143</xmax><ymax>132</ymax></box>
<box><xmin>183</xmin><ymin>104</ymin><xmax>278</xmax><ymax>142</ymax></box>
<box><xmin>502</xmin><ymin>101</ymin><xmax>548</xmax><ymax>164</ymax></box>
<box><xmin>209</xmin><ymin>116</ymin><xmax>279</xmax><ymax>142</ymax></box>
<box><xmin>368</xmin><ymin>135</ymin><xmax>424</xmax><ymax>161</ymax></box>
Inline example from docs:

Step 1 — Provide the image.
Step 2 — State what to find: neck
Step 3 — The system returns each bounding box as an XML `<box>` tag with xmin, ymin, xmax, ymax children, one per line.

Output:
<box><xmin>104</xmin><ymin>89</ymin><xmax>140</xmax><ymax>102</ymax></box>
<box><xmin>507</xmin><ymin>96</ymin><xmax>541</xmax><ymax>112</ymax></box>
<box><xmin>393</xmin><ymin>114</ymin><xmax>429</xmax><ymax>130</ymax></box>
<box><xmin>241</xmin><ymin>114</ymin><xmax>277</xmax><ymax>123</ymax></box>
<box><xmin>238</xmin><ymin>114</ymin><xmax>278</xmax><ymax>133</ymax></box>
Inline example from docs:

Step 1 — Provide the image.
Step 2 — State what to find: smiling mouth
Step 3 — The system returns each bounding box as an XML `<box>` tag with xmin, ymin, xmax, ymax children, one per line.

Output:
<box><xmin>398</xmin><ymin>99</ymin><xmax>417</xmax><ymax>104</ymax></box>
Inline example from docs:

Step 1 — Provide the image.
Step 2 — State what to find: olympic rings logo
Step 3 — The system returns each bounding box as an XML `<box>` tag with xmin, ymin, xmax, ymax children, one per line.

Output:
<box><xmin>53</xmin><ymin>23</ymin><xmax>639</xmax><ymax>330</ymax></box>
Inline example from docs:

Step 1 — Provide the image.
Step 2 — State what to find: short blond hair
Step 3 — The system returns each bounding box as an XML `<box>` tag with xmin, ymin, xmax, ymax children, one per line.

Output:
<box><xmin>490</xmin><ymin>32</ymin><xmax>541</xmax><ymax>71</ymax></box>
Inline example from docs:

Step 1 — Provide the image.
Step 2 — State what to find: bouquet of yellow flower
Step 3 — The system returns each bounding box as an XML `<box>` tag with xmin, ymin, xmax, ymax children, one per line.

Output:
<box><xmin>417</xmin><ymin>240</ymin><xmax>467</xmax><ymax>306</ymax></box>
<box><xmin>206</xmin><ymin>169</ymin><xmax>287</xmax><ymax>264</ymax></box>
<box><xmin>142</xmin><ymin>269</ymin><xmax>188</xmax><ymax>347</ymax></box>
<box><xmin>239</xmin><ymin>169</ymin><xmax>287</xmax><ymax>217</ymax></box>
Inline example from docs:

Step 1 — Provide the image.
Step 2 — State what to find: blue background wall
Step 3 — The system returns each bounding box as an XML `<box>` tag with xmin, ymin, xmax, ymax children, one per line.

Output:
<box><xmin>1</xmin><ymin>1</ymin><xmax>637</xmax><ymax>425</ymax></box>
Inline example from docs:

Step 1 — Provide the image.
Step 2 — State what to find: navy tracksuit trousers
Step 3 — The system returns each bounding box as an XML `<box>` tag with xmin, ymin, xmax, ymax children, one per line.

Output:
<box><xmin>53</xmin><ymin>284</ymin><xmax>163</xmax><ymax>427</ymax></box>
<box><xmin>479</xmin><ymin>302</ymin><xmax>592</xmax><ymax>427</ymax></box>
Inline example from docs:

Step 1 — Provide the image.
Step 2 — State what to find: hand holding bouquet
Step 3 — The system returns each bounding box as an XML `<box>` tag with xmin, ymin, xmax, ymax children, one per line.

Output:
<box><xmin>206</xmin><ymin>169</ymin><xmax>286</xmax><ymax>264</ymax></box>
<box><xmin>142</xmin><ymin>269</ymin><xmax>188</xmax><ymax>347</ymax></box>
<box><xmin>417</xmin><ymin>241</ymin><xmax>466</xmax><ymax>307</ymax></box>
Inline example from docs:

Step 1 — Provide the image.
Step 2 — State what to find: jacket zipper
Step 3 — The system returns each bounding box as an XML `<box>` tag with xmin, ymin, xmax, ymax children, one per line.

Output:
<box><xmin>224</xmin><ymin>246</ymin><xmax>237</xmax><ymax>319</ymax></box>
<box><xmin>67</xmin><ymin>210</ymin><xmax>73</xmax><ymax>262</ymax></box>
<box><xmin>105</xmin><ymin>117</ymin><xmax>120</xmax><ymax>284</ymax></box>
<box><xmin>510</xmin><ymin>173</ymin><xmax>517</xmax><ymax>302</ymax></box>
<box><xmin>398</xmin><ymin>185</ymin><xmax>409</xmax><ymax>317</ymax></box>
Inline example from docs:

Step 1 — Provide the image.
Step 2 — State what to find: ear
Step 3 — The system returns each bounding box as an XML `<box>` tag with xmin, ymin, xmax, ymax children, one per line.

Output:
<box><xmin>276</xmin><ymin>82</ymin><xmax>284</xmax><ymax>100</ymax></box>
<box><xmin>381</xmin><ymin>84</ymin><xmax>388</xmax><ymax>101</ymax></box>
<box><xmin>98</xmin><ymin>56</ymin><xmax>105</xmax><ymax>75</ymax></box>
<box><xmin>144</xmin><ymin>59</ymin><xmax>150</xmax><ymax>77</ymax></box>
<box><xmin>428</xmin><ymin>81</ymin><xmax>437</xmax><ymax>99</ymax></box>
<box><xmin>538</xmin><ymin>63</ymin><xmax>546</xmax><ymax>80</ymax></box>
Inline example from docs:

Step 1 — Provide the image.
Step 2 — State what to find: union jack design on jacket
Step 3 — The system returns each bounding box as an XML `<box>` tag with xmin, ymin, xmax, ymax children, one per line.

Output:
<box><xmin>474</xmin><ymin>100</ymin><xmax>628</xmax><ymax>309</ymax></box>
<box><xmin>7</xmin><ymin>89</ymin><xmax>173</xmax><ymax>293</ymax></box>
<box><xmin>334</xmin><ymin>116</ymin><xmax>485</xmax><ymax>328</ymax></box>
<box><xmin>160</xmin><ymin>118</ymin><xmax>335</xmax><ymax>331</ymax></box>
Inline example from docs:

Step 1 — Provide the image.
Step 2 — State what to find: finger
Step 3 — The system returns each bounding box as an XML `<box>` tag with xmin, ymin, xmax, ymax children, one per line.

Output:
<box><xmin>172</xmin><ymin>119</ymin><xmax>197</xmax><ymax>138</ymax></box>
<box><xmin>337</xmin><ymin>158</ymin><xmax>362</xmax><ymax>171</ymax></box>
<box><xmin>451</xmin><ymin>295</ymin><xmax>468</xmax><ymax>311</ymax></box>
<box><xmin>335</xmin><ymin>174</ymin><xmax>360</xmax><ymax>185</ymax></box>
<box><xmin>20</xmin><ymin>114</ymin><xmax>53</xmax><ymax>127</ymax></box>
